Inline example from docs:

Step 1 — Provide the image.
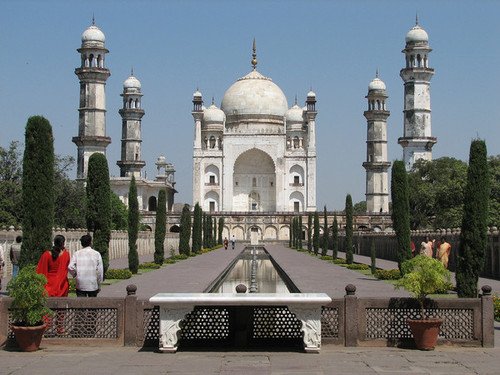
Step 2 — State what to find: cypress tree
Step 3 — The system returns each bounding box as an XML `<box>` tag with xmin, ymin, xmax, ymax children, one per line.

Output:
<box><xmin>154</xmin><ymin>189</ymin><xmax>167</xmax><ymax>264</ymax></box>
<box><xmin>321</xmin><ymin>206</ymin><xmax>328</xmax><ymax>256</ymax></box>
<box><xmin>370</xmin><ymin>238</ymin><xmax>377</xmax><ymax>274</ymax></box>
<box><xmin>192</xmin><ymin>203</ymin><xmax>202</xmax><ymax>253</ymax></box>
<box><xmin>127</xmin><ymin>176</ymin><xmax>139</xmax><ymax>274</ymax></box>
<box><xmin>307</xmin><ymin>213</ymin><xmax>312</xmax><ymax>252</ymax></box>
<box><xmin>218</xmin><ymin>217</ymin><xmax>224</xmax><ymax>245</ymax></box>
<box><xmin>179</xmin><ymin>204</ymin><xmax>191</xmax><ymax>255</ymax></box>
<box><xmin>456</xmin><ymin>140</ymin><xmax>490</xmax><ymax>297</ymax></box>
<box><xmin>289</xmin><ymin>218</ymin><xmax>293</xmax><ymax>248</ymax></box>
<box><xmin>390</xmin><ymin>160</ymin><xmax>411</xmax><ymax>272</ymax></box>
<box><xmin>202</xmin><ymin>212</ymin><xmax>207</xmax><ymax>249</ymax></box>
<box><xmin>332</xmin><ymin>215</ymin><xmax>339</xmax><ymax>259</ymax></box>
<box><xmin>298</xmin><ymin>215</ymin><xmax>303</xmax><ymax>250</ymax></box>
<box><xmin>213</xmin><ymin>217</ymin><xmax>217</xmax><ymax>248</ymax></box>
<box><xmin>20</xmin><ymin>116</ymin><xmax>55</xmax><ymax>268</ymax></box>
<box><xmin>313</xmin><ymin>211</ymin><xmax>320</xmax><ymax>255</ymax></box>
<box><xmin>207</xmin><ymin>214</ymin><xmax>213</xmax><ymax>248</ymax></box>
<box><xmin>86</xmin><ymin>153</ymin><xmax>111</xmax><ymax>273</ymax></box>
<box><xmin>345</xmin><ymin>194</ymin><xmax>354</xmax><ymax>264</ymax></box>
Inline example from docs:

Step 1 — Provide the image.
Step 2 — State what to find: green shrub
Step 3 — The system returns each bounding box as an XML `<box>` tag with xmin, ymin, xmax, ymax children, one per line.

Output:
<box><xmin>320</xmin><ymin>255</ymin><xmax>333</xmax><ymax>261</ymax></box>
<box><xmin>375</xmin><ymin>269</ymin><xmax>402</xmax><ymax>280</ymax></box>
<box><xmin>69</xmin><ymin>278</ymin><xmax>76</xmax><ymax>293</ymax></box>
<box><xmin>494</xmin><ymin>295</ymin><xmax>500</xmax><ymax>322</ymax></box>
<box><xmin>173</xmin><ymin>254</ymin><xmax>188</xmax><ymax>260</ymax></box>
<box><xmin>346</xmin><ymin>263</ymin><xmax>370</xmax><ymax>270</ymax></box>
<box><xmin>189</xmin><ymin>252</ymin><xmax>197</xmax><ymax>257</ymax></box>
<box><xmin>105</xmin><ymin>268</ymin><xmax>133</xmax><ymax>279</ymax></box>
<box><xmin>139</xmin><ymin>262</ymin><xmax>161</xmax><ymax>269</ymax></box>
<box><xmin>332</xmin><ymin>258</ymin><xmax>346</xmax><ymax>264</ymax></box>
<box><xmin>163</xmin><ymin>258</ymin><xmax>176</xmax><ymax>264</ymax></box>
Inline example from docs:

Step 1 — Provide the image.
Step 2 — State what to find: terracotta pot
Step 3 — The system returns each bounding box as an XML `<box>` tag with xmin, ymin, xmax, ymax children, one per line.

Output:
<box><xmin>11</xmin><ymin>323</ymin><xmax>47</xmax><ymax>352</ymax></box>
<box><xmin>407</xmin><ymin>318</ymin><xmax>443</xmax><ymax>350</ymax></box>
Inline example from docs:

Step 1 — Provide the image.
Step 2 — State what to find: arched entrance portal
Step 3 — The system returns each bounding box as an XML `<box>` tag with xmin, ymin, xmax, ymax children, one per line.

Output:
<box><xmin>233</xmin><ymin>149</ymin><xmax>276</xmax><ymax>212</ymax></box>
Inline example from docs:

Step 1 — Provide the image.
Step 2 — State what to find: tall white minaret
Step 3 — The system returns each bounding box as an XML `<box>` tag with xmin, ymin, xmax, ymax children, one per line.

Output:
<box><xmin>363</xmin><ymin>72</ymin><xmax>391</xmax><ymax>213</ymax></box>
<box><xmin>73</xmin><ymin>19</ymin><xmax>111</xmax><ymax>180</ymax></box>
<box><xmin>398</xmin><ymin>16</ymin><xmax>436</xmax><ymax>171</ymax></box>
<box><xmin>117</xmin><ymin>71</ymin><xmax>145</xmax><ymax>178</ymax></box>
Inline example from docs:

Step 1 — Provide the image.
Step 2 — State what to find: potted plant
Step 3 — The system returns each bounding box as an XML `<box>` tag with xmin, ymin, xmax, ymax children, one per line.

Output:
<box><xmin>7</xmin><ymin>265</ymin><xmax>53</xmax><ymax>351</ymax></box>
<box><xmin>394</xmin><ymin>255</ymin><xmax>451</xmax><ymax>350</ymax></box>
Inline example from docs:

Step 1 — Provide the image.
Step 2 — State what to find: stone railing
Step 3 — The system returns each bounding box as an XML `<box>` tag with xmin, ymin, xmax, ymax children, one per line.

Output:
<box><xmin>0</xmin><ymin>284</ymin><xmax>493</xmax><ymax>350</ymax></box>
<box><xmin>0</xmin><ymin>229</ymin><xmax>180</xmax><ymax>275</ymax></box>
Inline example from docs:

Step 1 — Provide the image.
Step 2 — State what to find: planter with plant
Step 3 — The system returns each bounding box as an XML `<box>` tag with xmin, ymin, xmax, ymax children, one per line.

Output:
<box><xmin>394</xmin><ymin>255</ymin><xmax>451</xmax><ymax>350</ymax></box>
<box><xmin>7</xmin><ymin>265</ymin><xmax>53</xmax><ymax>351</ymax></box>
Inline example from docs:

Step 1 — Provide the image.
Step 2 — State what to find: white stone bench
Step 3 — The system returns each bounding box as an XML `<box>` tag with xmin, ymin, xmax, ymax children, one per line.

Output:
<box><xmin>149</xmin><ymin>293</ymin><xmax>332</xmax><ymax>353</ymax></box>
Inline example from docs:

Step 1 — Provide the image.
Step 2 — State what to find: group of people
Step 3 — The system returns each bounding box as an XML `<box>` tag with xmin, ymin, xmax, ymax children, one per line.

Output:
<box><xmin>412</xmin><ymin>235</ymin><xmax>452</xmax><ymax>269</ymax></box>
<box><xmin>0</xmin><ymin>236</ymin><xmax>22</xmax><ymax>290</ymax></box>
<box><xmin>223</xmin><ymin>235</ymin><xmax>236</xmax><ymax>250</ymax></box>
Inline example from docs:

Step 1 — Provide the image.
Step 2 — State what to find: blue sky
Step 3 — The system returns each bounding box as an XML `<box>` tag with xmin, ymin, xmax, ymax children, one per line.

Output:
<box><xmin>1</xmin><ymin>0</ymin><xmax>499</xmax><ymax>210</ymax></box>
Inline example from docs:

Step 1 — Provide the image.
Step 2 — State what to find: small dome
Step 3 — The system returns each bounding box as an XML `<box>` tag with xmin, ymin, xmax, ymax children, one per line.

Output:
<box><xmin>285</xmin><ymin>104</ymin><xmax>304</xmax><ymax>123</ymax></box>
<box><xmin>307</xmin><ymin>90</ymin><xmax>316</xmax><ymax>98</ymax></box>
<box><xmin>123</xmin><ymin>75</ymin><xmax>141</xmax><ymax>89</ymax></box>
<box><xmin>204</xmin><ymin>104</ymin><xmax>225</xmax><ymax>123</ymax></box>
<box><xmin>193</xmin><ymin>90</ymin><xmax>202</xmax><ymax>98</ymax></box>
<box><xmin>156</xmin><ymin>155</ymin><xmax>166</xmax><ymax>164</ymax></box>
<box><xmin>368</xmin><ymin>77</ymin><xmax>386</xmax><ymax>91</ymax></box>
<box><xmin>82</xmin><ymin>25</ymin><xmax>105</xmax><ymax>45</ymax></box>
<box><xmin>405</xmin><ymin>24</ymin><xmax>429</xmax><ymax>44</ymax></box>
<box><xmin>221</xmin><ymin>70</ymin><xmax>288</xmax><ymax>117</ymax></box>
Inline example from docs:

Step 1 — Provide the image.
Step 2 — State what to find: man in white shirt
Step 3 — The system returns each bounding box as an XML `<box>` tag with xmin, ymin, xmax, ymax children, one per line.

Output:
<box><xmin>68</xmin><ymin>234</ymin><xmax>103</xmax><ymax>297</ymax></box>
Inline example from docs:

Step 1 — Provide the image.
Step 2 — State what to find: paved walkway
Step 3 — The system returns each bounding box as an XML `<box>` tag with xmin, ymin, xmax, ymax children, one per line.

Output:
<box><xmin>1</xmin><ymin>345</ymin><xmax>499</xmax><ymax>374</ymax></box>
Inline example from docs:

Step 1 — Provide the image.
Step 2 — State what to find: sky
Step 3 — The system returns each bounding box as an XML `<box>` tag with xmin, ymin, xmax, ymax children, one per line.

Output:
<box><xmin>1</xmin><ymin>0</ymin><xmax>499</xmax><ymax>210</ymax></box>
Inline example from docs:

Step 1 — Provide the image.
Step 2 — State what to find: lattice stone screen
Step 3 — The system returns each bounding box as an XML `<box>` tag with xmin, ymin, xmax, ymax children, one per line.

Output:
<box><xmin>252</xmin><ymin>307</ymin><xmax>302</xmax><ymax>339</ymax></box>
<box><xmin>365</xmin><ymin>308</ymin><xmax>475</xmax><ymax>340</ymax></box>
<box><xmin>8</xmin><ymin>308</ymin><xmax>119</xmax><ymax>339</ymax></box>
<box><xmin>321</xmin><ymin>306</ymin><xmax>339</xmax><ymax>338</ymax></box>
<box><xmin>143</xmin><ymin>307</ymin><xmax>160</xmax><ymax>344</ymax></box>
<box><xmin>181</xmin><ymin>307</ymin><xmax>230</xmax><ymax>340</ymax></box>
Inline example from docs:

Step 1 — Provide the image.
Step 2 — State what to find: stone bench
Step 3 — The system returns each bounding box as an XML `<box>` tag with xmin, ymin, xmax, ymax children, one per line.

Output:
<box><xmin>149</xmin><ymin>293</ymin><xmax>332</xmax><ymax>353</ymax></box>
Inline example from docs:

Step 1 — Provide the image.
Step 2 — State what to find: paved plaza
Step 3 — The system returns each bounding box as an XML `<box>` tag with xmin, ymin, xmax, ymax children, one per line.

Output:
<box><xmin>1</xmin><ymin>244</ymin><xmax>499</xmax><ymax>374</ymax></box>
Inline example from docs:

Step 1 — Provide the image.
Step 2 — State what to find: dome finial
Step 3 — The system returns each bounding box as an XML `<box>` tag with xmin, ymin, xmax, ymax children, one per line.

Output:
<box><xmin>415</xmin><ymin>12</ymin><xmax>419</xmax><ymax>25</ymax></box>
<box><xmin>131</xmin><ymin>67</ymin><xmax>134</xmax><ymax>76</ymax></box>
<box><xmin>294</xmin><ymin>94</ymin><xmax>298</xmax><ymax>105</ymax></box>
<box><xmin>92</xmin><ymin>13</ymin><xmax>95</xmax><ymax>25</ymax></box>
<box><xmin>211</xmin><ymin>96</ymin><xmax>215</xmax><ymax>105</ymax></box>
<box><xmin>251</xmin><ymin>38</ymin><xmax>258</xmax><ymax>70</ymax></box>
<box><xmin>376</xmin><ymin>68</ymin><xmax>379</xmax><ymax>78</ymax></box>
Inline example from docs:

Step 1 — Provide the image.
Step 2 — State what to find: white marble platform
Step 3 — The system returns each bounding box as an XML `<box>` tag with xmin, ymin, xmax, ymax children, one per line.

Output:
<box><xmin>150</xmin><ymin>293</ymin><xmax>332</xmax><ymax>353</ymax></box>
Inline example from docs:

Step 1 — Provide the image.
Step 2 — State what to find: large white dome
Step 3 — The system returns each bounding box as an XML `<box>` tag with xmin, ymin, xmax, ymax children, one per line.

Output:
<box><xmin>285</xmin><ymin>104</ymin><xmax>304</xmax><ymax>123</ymax></box>
<box><xmin>221</xmin><ymin>70</ymin><xmax>288</xmax><ymax>117</ymax></box>
<box><xmin>405</xmin><ymin>24</ymin><xmax>428</xmax><ymax>44</ymax></box>
<box><xmin>368</xmin><ymin>77</ymin><xmax>386</xmax><ymax>91</ymax></box>
<box><xmin>82</xmin><ymin>25</ymin><xmax>105</xmax><ymax>45</ymax></box>
<box><xmin>204</xmin><ymin>104</ymin><xmax>225</xmax><ymax>123</ymax></box>
<box><xmin>124</xmin><ymin>75</ymin><xmax>141</xmax><ymax>89</ymax></box>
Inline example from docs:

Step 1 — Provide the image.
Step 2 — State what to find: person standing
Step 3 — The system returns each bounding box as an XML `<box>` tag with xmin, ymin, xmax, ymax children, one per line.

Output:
<box><xmin>36</xmin><ymin>234</ymin><xmax>70</xmax><ymax>297</ymax></box>
<box><xmin>68</xmin><ymin>234</ymin><xmax>103</xmax><ymax>297</ymax></box>
<box><xmin>436</xmin><ymin>237</ymin><xmax>452</xmax><ymax>269</ymax></box>
<box><xmin>231</xmin><ymin>235</ymin><xmax>236</xmax><ymax>250</ymax></box>
<box><xmin>10</xmin><ymin>236</ymin><xmax>22</xmax><ymax>279</ymax></box>
<box><xmin>223</xmin><ymin>237</ymin><xmax>229</xmax><ymax>250</ymax></box>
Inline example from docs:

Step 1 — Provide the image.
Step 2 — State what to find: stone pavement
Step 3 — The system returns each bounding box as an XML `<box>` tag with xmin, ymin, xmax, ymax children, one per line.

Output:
<box><xmin>1</xmin><ymin>345</ymin><xmax>499</xmax><ymax>374</ymax></box>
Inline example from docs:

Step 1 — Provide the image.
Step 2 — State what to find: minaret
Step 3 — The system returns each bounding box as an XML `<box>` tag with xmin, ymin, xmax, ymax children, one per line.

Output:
<box><xmin>398</xmin><ymin>16</ymin><xmax>436</xmax><ymax>171</ymax></box>
<box><xmin>73</xmin><ymin>19</ymin><xmax>111</xmax><ymax>180</ymax></box>
<box><xmin>192</xmin><ymin>89</ymin><xmax>204</xmax><ymax>206</ymax></box>
<box><xmin>117</xmin><ymin>71</ymin><xmax>145</xmax><ymax>178</ymax></box>
<box><xmin>305</xmin><ymin>89</ymin><xmax>317</xmax><ymax>211</ymax></box>
<box><xmin>363</xmin><ymin>72</ymin><xmax>391</xmax><ymax>213</ymax></box>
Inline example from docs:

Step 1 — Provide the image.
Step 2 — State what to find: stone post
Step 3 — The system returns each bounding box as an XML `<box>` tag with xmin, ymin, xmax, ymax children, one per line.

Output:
<box><xmin>124</xmin><ymin>284</ymin><xmax>138</xmax><ymax>346</ymax></box>
<box><xmin>480</xmin><ymin>285</ymin><xmax>494</xmax><ymax>348</ymax></box>
<box><xmin>344</xmin><ymin>284</ymin><xmax>358</xmax><ymax>347</ymax></box>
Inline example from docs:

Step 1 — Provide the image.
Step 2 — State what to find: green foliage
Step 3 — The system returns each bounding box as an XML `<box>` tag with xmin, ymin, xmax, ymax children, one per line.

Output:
<box><xmin>353</xmin><ymin>200</ymin><xmax>367</xmax><ymax>214</ymax></box>
<box><xmin>456</xmin><ymin>140</ymin><xmax>490</xmax><ymax>298</ymax></box>
<box><xmin>345</xmin><ymin>194</ymin><xmax>353</xmax><ymax>264</ymax></box>
<box><xmin>110</xmin><ymin>191</ymin><xmax>127</xmax><ymax>230</ymax></box>
<box><xmin>86</xmin><ymin>153</ymin><xmax>111</xmax><ymax>273</ymax></box>
<box><xmin>395</xmin><ymin>255</ymin><xmax>452</xmax><ymax>315</ymax></box>
<box><xmin>179</xmin><ymin>204</ymin><xmax>191</xmax><ymax>256</ymax></box>
<box><xmin>313</xmin><ymin>211</ymin><xmax>320</xmax><ymax>255</ymax></box>
<box><xmin>139</xmin><ymin>262</ymin><xmax>161</xmax><ymax>269</ymax></box>
<box><xmin>127</xmin><ymin>176</ymin><xmax>139</xmax><ymax>274</ymax></box>
<box><xmin>487</xmin><ymin>155</ymin><xmax>500</xmax><ymax>227</ymax></box>
<box><xmin>321</xmin><ymin>206</ymin><xmax>328</xmax><ymax>256</ymax></box>
<box><xmin>374</xmin><ymin>269</ymin><xmax>401</xmax><ymax>280</ymax></box>
<box><xmin>202</xmin><ymin>213</ymin><xmax>207</xmax><ymax>248</ymax></box>
<box><xmin>493</xmin><ymin>295</ymin><xmax>500</xmax><ymax>322</ymax></box>
<box><xmin>288</xmin><ymin>220</ymin><xmax>293</xmax><ymax>248</ymax></box>
<box><xmin>391</xmin><ymin>160</ymin><xmax>412</xmax><ymax>272</ymax></box>
<box><xmin>173</xmin><ymin>253</ymin><xmax>188</xmax><ymax>260</ymax></box>
<box><xmin>191</xmin><ymin>203</ymin><xmax>202</xmax><ymax>254</ymax></box>
<box><xmin>408</xmin><ymin>158</ymin><xmax>468</xmax><ymax>229</ymax></box>
<box><xmin>105</xmin><ymin>268</ymin><xmax>133</xmax><ymax>279</ymax></box>
<box><xmin>0</xmin><ymin>141</ymin><xmax>23</xmax><ymax>227</ymax></box>
<box><xmin>7</xmin><ymin>265</ymin><xmax>53</xmax><ymax>326</ymax></box>
<box><xmin>298</xmin><ymin>215</ymin><xmax>303</xmax><ymax>250</ymax></box>
<box><xmin>332</xmin><ymin>258</ymin><xmax>346</xmax><ymax>264</ymax></box>
<box><xmin>345</xmin><ymin>263</ymin><xmax>370</xmax><ymax>270</ymax></box>
<box><xmin>370</xmin><ymin>239</ymin><xmax>376</xmax><ymax>274</ymax></box>
<box><xmin>320</xmin><ymin>255</ymin><xmax>333</xmax><ymax>261</ymax></box>
<box><xmin>218</xmin><ymin>217</ymin><xmax>224</xmax><ymax>245</ymax></box>
<box><xmin>331</xmin><ymin>215</ymin><xmax>339</xmax><ymax>259</ymax></box>
<box><xmin>20</xmin><ymin>116</ymin><xmax>55</xmax><ymax>268</ymax></box>
<box><xmin>163</xmin><ymin>258</ymin><xmax>176</xmax><ymax>264</ymax></box>
<box><xmin>154</xmin><ymin>189</ymin><xmax>167</xmax><ymax>264</ymax></box>
<box><xmin>307</xmin><ymin>213</ymin><xmax>312</xmax><ymax>252</ymax></box>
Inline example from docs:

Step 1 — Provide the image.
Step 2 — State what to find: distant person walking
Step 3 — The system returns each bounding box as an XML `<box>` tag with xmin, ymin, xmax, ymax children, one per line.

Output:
<box><xmin>36</xmin><ymin>234</ymin><xmax>70</xmax><ymax>297</ymax></box>
<box><xmin>436</xmin><ymin>237</ymin><xmax>452</xmax><ymax>269</ymax></box>
<box><xmin>231</xmin><ymin>235</ymin><xmax>236</xmax><ymax>250</ymax></box>
<box><xmin>68</xmin><ymin>234</ymin><xmax>103</xmax><ymax>297</ymax></box>
<box><xmin>223</xmin><ymin>237</ymin><xmax>229</xmax><ymax>250</ymax></box>
<box><xmin>9</xmin><ymin>236</ymin><xmax>22</xmax><ymax>278</ymax></box>
<box><xmin>420</xmin><ymin>236</ymin><xmax>434</xmax><ymax>257</ymax></box>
